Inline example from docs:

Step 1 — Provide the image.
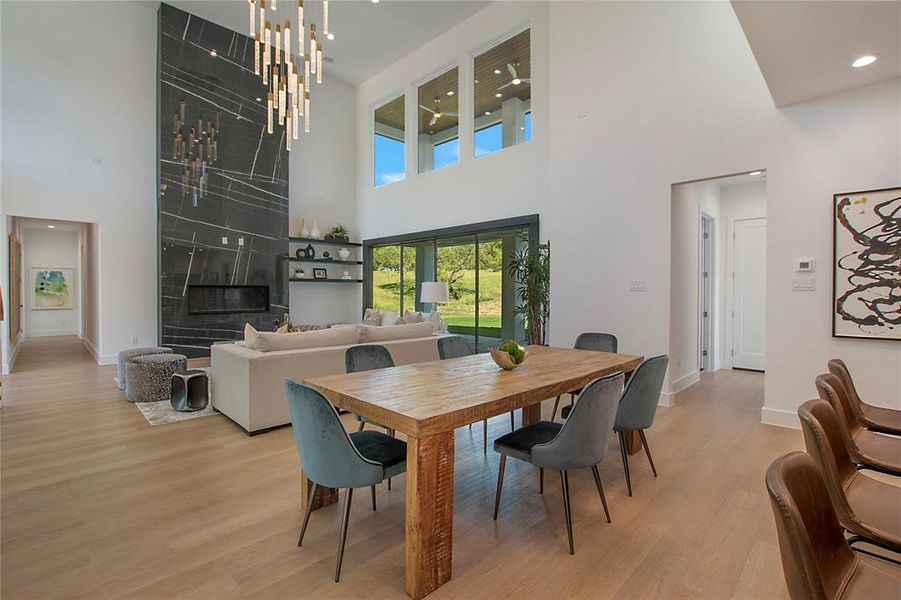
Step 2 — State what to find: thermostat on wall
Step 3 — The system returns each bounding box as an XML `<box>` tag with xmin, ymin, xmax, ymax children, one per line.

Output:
<box><xmin>796</xmin><ymin>259</ymin><xmax>815</xmax><ymax>272</ymax></box>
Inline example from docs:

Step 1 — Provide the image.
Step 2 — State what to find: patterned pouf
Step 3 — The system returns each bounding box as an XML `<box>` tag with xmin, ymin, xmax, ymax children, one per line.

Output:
<box><xmin>126</xmin><ymin>354</ymin><xmax>188</xmax><ymax>403</ymax></box>
<box><xmin>117</xmin><ymin>346</ymin><xmax>172</xmax><ymax>390</ymax></box>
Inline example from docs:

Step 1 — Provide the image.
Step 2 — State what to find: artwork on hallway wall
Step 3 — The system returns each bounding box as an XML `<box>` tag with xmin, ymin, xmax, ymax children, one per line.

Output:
<box><xmin>31</xmin><ymin>268</ymin><xmax>75</xmax><ymax>310</ymax></box>
<box><xmin>833</xmin><ymin>186</ymin><xmax>901</xmax><ymax>340</ymax></box>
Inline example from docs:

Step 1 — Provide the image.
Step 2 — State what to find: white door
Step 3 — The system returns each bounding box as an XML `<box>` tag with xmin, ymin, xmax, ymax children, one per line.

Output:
<box><xmin>733</xmin><ymin>218</ymin><xmax>766</xmax><ymax>371</ymax></box>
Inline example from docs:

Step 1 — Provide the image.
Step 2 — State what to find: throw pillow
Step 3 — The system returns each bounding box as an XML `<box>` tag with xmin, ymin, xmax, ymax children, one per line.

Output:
<box><xmin>275</xmin><ymin>323</ymin><xmax>290</xmax><ymax>334</ymax></box>
<box><xmin>363</xmin><ymin>308</ymin><xmax>381</xmax><ymax>326</ymax></box>
<box><xmin>403</xmin><ymin>310</ymin><xmax>424</xmax><ymax>323</ymax></box>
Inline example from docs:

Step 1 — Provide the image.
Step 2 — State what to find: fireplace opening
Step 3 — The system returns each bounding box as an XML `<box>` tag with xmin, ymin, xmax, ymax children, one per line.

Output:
<box><xmin>187</xmin><ymin>285</ymin><xmax>270</xmax><ymax>315</ymax></box>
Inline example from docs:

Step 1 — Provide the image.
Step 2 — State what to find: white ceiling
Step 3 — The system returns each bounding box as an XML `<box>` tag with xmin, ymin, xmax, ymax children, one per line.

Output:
<box><xmin>165</xmin><ymin>0</ymin><xmax>490</xmax><ymax>85</ymax></box>
<box><xmin>732</xmin><ymin>0</ymin><xmax>901</xmax><ymax>107</ymax></box>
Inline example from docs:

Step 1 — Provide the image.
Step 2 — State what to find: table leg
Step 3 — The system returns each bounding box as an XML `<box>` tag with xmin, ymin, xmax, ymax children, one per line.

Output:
<box><xmin>405</xmin><ymin>431</ymin><xmax>455</xmax><ymax>599</ymax></box>
<box><xmin>623</xmin><ymin>430</ymin><xmax>643</xmax><ymax>456</ymax></box>
<box><xmin>301</xmin><ymin>467</ymin><xmax>338</xmax><ymax>511</ymax></box>
<box><xmin>521</xmin><ymin>403</ymin><xmax>542</xmax><ymax>427</ymax></box>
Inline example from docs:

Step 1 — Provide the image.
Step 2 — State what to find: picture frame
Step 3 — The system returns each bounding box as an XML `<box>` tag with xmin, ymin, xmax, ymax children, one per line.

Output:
<box><xmin>832</xmin><ymin>186</ymin><xmax>900</xmax><ymax>341</ymax></box>
<box><xmin>313</xmin><ymin>268</ymin><xmax>328</xmax><ymax>280</ymax></box>
<box><xmin>31</xmin><ymin>267</ymin><xmax>76</xmax><ymax>310</ymax></box>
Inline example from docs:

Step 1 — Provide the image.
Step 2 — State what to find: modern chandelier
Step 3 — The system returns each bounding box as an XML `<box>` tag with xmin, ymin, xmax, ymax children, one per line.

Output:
<box><xmin>248</xmin><ymin>0</ymin><xmax>331</xmax><ymax>150</ymax></box>
<box><xmin>172</xmin><ymin>99</ymin><xmax>220</xmax><ymax>206</ymax></box>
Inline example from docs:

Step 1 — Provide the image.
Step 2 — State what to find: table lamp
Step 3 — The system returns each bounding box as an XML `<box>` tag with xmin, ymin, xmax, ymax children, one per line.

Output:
<box><xmin>420</xmin><ymin>281</ymin><xmax>449</xmax><ymax>314</ymax></box>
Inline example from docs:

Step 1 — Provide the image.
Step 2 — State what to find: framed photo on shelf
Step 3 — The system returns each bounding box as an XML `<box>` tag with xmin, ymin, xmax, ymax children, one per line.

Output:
<box><xmin>313</xmin><ymin>268</ymin><xmax>327</xmax><ymax>280</ymax></box>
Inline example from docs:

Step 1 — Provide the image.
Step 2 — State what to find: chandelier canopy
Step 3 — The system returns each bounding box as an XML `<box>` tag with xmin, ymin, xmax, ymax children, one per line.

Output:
<box><xmin>249</xmin><ymin>0</ymin><xmax>331</xmax><ymax>150</ymax></box>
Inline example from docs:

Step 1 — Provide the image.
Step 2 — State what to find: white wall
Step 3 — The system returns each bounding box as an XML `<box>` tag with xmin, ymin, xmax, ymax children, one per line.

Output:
<box><xmin>22</xmin><ymin>227</ymin><xmax>80</xmax><ymax>337</ymax></box>
<box><xmin>354</xmin><ymin>0</ymin><xmax>901</xmax><ymax>424</ymax></box>
<box><xmin>289</xmin><ymin>75</ymin><xmax>360</xmax><ymax>326</ymax></box>
<box><xmin>1</xmin><ymin>0</ymin><xmax>158</xmax><ymax>364</ymax></box>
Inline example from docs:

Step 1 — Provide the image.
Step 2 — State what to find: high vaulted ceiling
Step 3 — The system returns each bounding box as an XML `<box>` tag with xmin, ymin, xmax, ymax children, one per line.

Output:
<box><xmin>166</xmin><ymin>0</ymin><xmax>490</xmax><ymax>86</ymax></box>
<box><xmin>732</xmin><ymin>0</ymin><xmax>901</xmax><ymax>107</ymax></box>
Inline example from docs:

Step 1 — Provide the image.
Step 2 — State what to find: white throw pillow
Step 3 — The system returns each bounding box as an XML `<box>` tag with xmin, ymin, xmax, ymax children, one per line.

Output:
<box><xmin>358</xmin><ymin>321</ymin><xmax>435</xmax><ymax>343</ymax></box>
<box><xmin>378</xmin><ymin>310</ymin><xmax>399</xmax><ymax>326</ymax></box>
<box><xmin>245</xmin><ymin>323</ymin><xmax>359</xmax><ymax>351</ymax></box>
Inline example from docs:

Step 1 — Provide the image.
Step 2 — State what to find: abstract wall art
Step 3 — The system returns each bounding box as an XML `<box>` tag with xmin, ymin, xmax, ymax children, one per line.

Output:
<box><xmin>31</xmin><ymin>268</ymin><xmax>75</xmax><ymax>310</ymax></box>
<box><xmin>833</xmin><ymin>187</ymin><xmax>901</xmax><ymax>340</ymax></box>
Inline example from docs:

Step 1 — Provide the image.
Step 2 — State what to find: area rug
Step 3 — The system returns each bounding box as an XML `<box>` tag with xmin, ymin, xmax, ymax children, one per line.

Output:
<box><xmin>136</xmin><ymin>399</ymin><xmax>218</xmax><ymax>426</ymax></box>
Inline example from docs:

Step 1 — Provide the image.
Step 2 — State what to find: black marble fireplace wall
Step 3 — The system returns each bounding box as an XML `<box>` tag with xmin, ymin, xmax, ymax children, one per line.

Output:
<box><xmin>158</xmin><ymin>4</ymin><xmax>288</xmax><ymax>357</ymax></box>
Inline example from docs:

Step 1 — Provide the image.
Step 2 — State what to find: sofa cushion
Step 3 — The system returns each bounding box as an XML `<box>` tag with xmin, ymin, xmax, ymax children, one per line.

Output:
<box><xmin>245</xmin><ymin>323</ymin><xmax>359</xmax><ymax>351</ymax></box>
<box><xmin>358</xmin><ymin>322</ymin><xmax>435</xmax><ymax>343</ymax></box>
<box><xmin>378</xmin><ymin>310</ymin><xmax>400</xmax><ymax>326</ymax></box>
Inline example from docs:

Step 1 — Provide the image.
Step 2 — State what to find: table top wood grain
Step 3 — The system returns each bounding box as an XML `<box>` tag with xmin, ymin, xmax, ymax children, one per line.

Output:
<box><xmin>306</xmin><ymin>345</ymin><xmax>643</xmax><ymax>438</ymax></box>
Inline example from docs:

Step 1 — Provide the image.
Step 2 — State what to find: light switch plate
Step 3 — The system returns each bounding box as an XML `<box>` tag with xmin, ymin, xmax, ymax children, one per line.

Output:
<box><xmin>629</xmin><ymin>279</ymin><xmax>646</xmax><ymax>292</ymax></box>
<box><xmin>792</xmin><ymin>278</ymin><xmax>816</xmax><ymax>291</ymax></box>
<box><xmin>221</xmin><ymin>236</ymin><xmax>228</xmax><ymax>245</ymax></box>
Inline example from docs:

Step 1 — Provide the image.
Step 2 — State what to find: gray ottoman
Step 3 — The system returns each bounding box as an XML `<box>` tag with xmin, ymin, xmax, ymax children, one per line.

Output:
<box><xmin>126</xmin><ymin>354</ymin><xmax>188</xmax><ymax>403</ymax></box>
<box><xmin>170</xmin><ymin>369</ymin><xmax>210</xmax><ymax>412</ymax></box>
<box><xmin>117</xmin><ymin>346</ymin><xmax>172</xmax><ymax>390</ymax></box>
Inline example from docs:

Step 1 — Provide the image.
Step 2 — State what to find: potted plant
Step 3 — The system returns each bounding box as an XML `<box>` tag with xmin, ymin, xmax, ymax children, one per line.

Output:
<box><xmin>325</xmin><ymin>224</ymin><xmax>350</xmax><ymax>243</ymax></box>
<box><xmin>508</xmin><ymin>236</ymin><xmax>551</xmax><ymax>345</ymax></box>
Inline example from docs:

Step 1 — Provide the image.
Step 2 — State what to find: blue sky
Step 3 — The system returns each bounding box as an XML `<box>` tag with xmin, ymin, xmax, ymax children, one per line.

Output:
<box><xmin>374</xmin><ymin>134</ymin><xmax>404</xmax><ymax>186</ymax></box>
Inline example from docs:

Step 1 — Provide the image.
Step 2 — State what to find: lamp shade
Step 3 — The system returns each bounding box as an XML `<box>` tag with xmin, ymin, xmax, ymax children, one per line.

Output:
<box><xmin>420</xmin><ymin>281</ymin><xmax>449</xmax><ymax>304</ymax></box>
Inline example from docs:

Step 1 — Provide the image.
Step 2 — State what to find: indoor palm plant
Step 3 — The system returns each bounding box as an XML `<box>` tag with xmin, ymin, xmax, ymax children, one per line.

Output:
<box><xmin>508</xmin><ymin>236</ymin><xmax>550</xmax><ymax>345</ymax></box>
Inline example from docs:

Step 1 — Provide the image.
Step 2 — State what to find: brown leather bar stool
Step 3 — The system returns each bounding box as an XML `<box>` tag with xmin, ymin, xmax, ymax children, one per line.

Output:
<box><xmin>765</xmin><ymin>451</ymin><xmax>901</xmax><ymax>599</ymax></box>
<box><xmin>828</xmin><ymin>359</ymin><xmax>901</xmax><ymax>436</ymax></box>
<box><xmin>815</xmin><ymin>373</ymin><xmax>901</xmax><ymax>477</ymax></box>
<box><xmin>798</xmin><ymin>399</ymin><xmax>901</xmax><ymax>554</ymax></box>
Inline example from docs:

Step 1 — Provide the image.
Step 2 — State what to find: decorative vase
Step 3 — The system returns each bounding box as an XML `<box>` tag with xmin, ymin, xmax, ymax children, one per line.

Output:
<box><xmin>489</xmin><ymin>348</ymin><xmax>528</xmax><ymax>371</ymax></box>
<box><xmin>304</xmin><ymin>244</ymin><xmax>315</xmax><ymax>259</ymax></box>
<box><xmin>311</xmin><ymin>220</ymin><xmax>322</xmax><ymax>239</ymax></box>
<box><xmin>338</xmin><ymin>248</ymin><xmax>351</xmax><ymax>261</ymax></box>
<box><xmin>300</xmin><ymin>218</ymin><xmax>310</xmax><ymax>238</ymax></box>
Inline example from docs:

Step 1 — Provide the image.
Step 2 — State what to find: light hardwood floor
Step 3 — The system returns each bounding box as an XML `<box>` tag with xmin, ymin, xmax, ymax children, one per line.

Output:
<box><xmin>2</xmin><ymin>336</ymin><xmax>802</xmax><ymax>599</ymax></box>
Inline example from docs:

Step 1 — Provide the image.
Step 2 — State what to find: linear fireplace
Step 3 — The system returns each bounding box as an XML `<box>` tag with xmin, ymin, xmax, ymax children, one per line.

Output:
<box><xmin>187</xmin><ymin>285</ymin><xmax>270</xmax><ymax>316</ymax></box>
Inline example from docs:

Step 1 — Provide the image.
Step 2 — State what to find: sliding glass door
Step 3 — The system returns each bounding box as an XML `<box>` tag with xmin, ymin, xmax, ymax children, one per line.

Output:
<box><xmin>364</xmin><ymin>216</ymin><xmax>537</xmax><ymax>352</ymax></box>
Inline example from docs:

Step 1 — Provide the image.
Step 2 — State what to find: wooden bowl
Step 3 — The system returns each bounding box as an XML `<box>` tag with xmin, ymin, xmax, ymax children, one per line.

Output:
<box><xmin>489</xmin><ymin>349</ymin><xmax>527</xmax><ymax>370</ymax></box>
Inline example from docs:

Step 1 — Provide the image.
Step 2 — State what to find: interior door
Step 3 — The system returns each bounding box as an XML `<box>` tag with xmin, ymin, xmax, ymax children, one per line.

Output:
<box><xmin>732</xmin><ymin>218</ymin><xmax>766</xmax><ymax>371</ymax></box>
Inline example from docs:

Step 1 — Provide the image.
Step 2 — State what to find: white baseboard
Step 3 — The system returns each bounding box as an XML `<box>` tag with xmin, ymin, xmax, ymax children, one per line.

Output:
<box><xmin>672</xmin><ymin>370</ymin><xmax>700</xmax><ymax>394</ymax></box>
<box><xmin>82</xmin><ymin>336</ymin><xmax>101</xmax><ymax>363</ymax></box>
<box><xmin>658</xmin><ymin>392</ymin><xmax>674</xmax><ymax>407</ymax></box>
<box><xmin>2</xmin><ymin>335</ymin><xmax>24</xmax><ymax>375</ymax></box>
<box><xmin>761</xmin><ymin>407</ymin><xmax>800</xmax><ymax>430</ymax></box>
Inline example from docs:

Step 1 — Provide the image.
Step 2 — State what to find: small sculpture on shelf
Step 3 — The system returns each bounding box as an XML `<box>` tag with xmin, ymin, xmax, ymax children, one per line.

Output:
<box><xmin>325</xmin><ymin>224</ymin><xmax>350</xmax><ymax>243</ymax></box>
<box><xmin>299</xmin><ymin>218</ymin><xmax>310</xmax><ymax>238</ymax></box>
<box><xmin>292</xmin><ymin>266</ymin><xmax>305</xmax><ymax>279</ymax></box>
<box><xmin>296</xmin><ymin>244</ymin><xmax>316</xmax><ymax>260</ymax></box>
<box><xmin>338</xmin><ymin>248</ymin><xmax>351</xmax><ymax>261</ymax></box>
<box><xmin>341</xmin><ymin>270</ymin><xmax>351</xmax><ymax>280</ymax></box>
<box><xmin>310</xmin><ymin>220</ymin><xmax>322</xmax><ymax>240</ymax></box>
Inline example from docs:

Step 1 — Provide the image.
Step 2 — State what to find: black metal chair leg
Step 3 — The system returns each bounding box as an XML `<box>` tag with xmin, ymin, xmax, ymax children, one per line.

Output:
<box><xmin>551</xmin><ymin>395</ymin><xmax>561</xmax><ymax>421</ymax></box>
<box><xmin>638</xmin><ymin>430</ymin><xmax>658</xmax><ymax>477</ymax></box>
<box><xmin>493</xmin><ymin>454</ymin><xmax>507</xmax><ymax>520</ymax></box>
<box><xmin>297</xmin><ymin>482</ymin><xmax>318</xmax><ymax>547</ymax></box>
<box><xmin>387</xmin><ymin>478</ymin><xmax>391</xmax><ymax>490</ymax></box>
<box><xmin>591</xmin><ymin>465</ymin><xmax>611</xmax><ymax>523</ymax></box>
<box><xmin>510</xmin><ymin>411</ymin><xmax>515</xmax><ymax>431</ymax></box>
<box><xmin>357</xmin><ymin>420</ymin><xmax>365</xmax><ymax>432</ymax></box>
<box><xmin>560</xmin><ymin>470</ymin><xmax>574</xmax><ymax>554</ymax></box>
<box><xmin>334</xmin><ymin>488</ymin><xmax>353</xmax><ymax>583</ymax></box>
<box><xmin>618</xmin><ymin>431</ymin><xmax>633</xmax><ymax>497</ymax></box>
<box><xmin>370</xmin><ymin>485</ymin><xmax>377</xmax><ymax>511</ymax></box>
<box><xmin>539</xmin><ymin>468</ymin><xmax>544</xmax><ymax>494</ymax></box>
<box><xmin>483</xmin><ymin>419</ymin><xmax>488</xmax><ymax>454</ymax></box>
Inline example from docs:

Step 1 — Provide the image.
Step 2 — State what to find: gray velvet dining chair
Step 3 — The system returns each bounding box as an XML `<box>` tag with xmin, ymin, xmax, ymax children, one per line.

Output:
<box><xmin>552</xmin><ymin>332</ymin><xmax>618</xmax><ymax>421</ymax></box>
<box><xmin>493</xmin><ymin>372</ymin><xmax>623</xmax><ymax>554</ymax></box>
<box><xmin>285</xmin><ymin>379</ymin><xmax>407</xmax><ymax>583</ymax></box>
<box><xmin>345</xmin><ymin>345</ymin><xmax>395</xmax><ymax>434</ymax></box>
<box><xmin>437</xmin><ymin>335</ymin><xmax>515</xmax><ymax>453</ymax></box>
<box><xmin>613</xmin><ymin>355</ymin><xmax>669</xmax><ymax>497</ymax></box>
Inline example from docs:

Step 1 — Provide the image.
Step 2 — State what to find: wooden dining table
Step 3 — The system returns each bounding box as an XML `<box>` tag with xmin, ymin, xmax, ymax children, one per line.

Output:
<box><xmin>304</xmin><ymin>344</ymin><xmax>644</xmax><ymax>599</ymax></box>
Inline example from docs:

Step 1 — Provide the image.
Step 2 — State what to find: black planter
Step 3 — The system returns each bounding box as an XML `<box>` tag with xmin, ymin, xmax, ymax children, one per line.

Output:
<box><xmin>324</xmin><ymin>234</ymin><xmax>350</xmax><ymax>243</ymax></box>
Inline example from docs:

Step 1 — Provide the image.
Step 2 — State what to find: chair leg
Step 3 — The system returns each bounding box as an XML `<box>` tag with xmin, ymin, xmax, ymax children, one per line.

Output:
<box><xmin>551</xmin><ymin>395</ymin><xmax>561</xmax><ymax>421</ymax></box>
<box><xmin>370</xmin><ymin>485</ymin><xmax>377</xmax><ymax>511</ymax></box>
<box><xmin>334</xmin><ymin>488</ymin><xmax>354</xmax><ymax>583</ymax></box>
<box><xmin>297</xmin><ymin>482</ymin><xmax>318</xmax><ymax>547</ymax></box>
<box><xmin>638</xmin><ymin>430</ymin><xmax>658</xmax><ymax>477</ymax></box>
<box><xmin>618</xmin><ymin>431</ymin><xmax>633</xmax><ymax>497</ymax></box>
<box><xmin>539</xmin><ymin>468</ymin><xmax>544</xmax><ymax>494</ymax></box>
<box><xmin>387</xmin><ymin>478</ymin><xmax>391</xmax><ymax>491</ymax></box>
<box><xmin>560</xmin><ymin>470</ymin><xmax>574</xmax><ymax>555</ymax></box>
<box><xmin>493</xmin><ymin>454</ymin><xmax>507</xmax><ymax>520</ymax></box>
<box><xmin>510</xmin><ymin>411</ymin><xmax>515</xmax><ymax>431</ymax></box>
<box><xmin>357</xmin><ymin>420</ymin><xmax>365</xmax><ymax>432</ymax></box>
<box><xmin>591</xmin><ymin>465</ymin><xmax>611</xmax><ymax>523</ymax></box>
<box><xmin>483</xmin><ymin>419</ymin><xmax>488</xmax><ymax>454</ymax></box>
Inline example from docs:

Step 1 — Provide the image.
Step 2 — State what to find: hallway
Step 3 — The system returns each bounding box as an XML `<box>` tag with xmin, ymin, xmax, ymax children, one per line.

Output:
<box><xmin>2</xmin><ymin>342</ymin><xmax>803</xmax><ymax>599</ymax></box>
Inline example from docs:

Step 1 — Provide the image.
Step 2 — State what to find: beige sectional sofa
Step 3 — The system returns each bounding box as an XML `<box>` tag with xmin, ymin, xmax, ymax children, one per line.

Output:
<box><xmin>211</xmin><ymin>322</ymin><xmax>449</xmax><ymax>434</ymax></box>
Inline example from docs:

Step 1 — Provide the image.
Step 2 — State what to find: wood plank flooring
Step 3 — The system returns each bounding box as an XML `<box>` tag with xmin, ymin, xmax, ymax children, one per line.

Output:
<box><xmin>2</xmin><ymin>336</ymin><xmax>802</xmax><ymax>599</ymax></box>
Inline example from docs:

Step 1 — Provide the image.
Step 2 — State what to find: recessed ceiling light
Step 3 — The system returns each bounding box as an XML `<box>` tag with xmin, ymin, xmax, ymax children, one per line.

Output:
<box><xmin>852</xmin><ymin>55</ymin><xmax>876</xmax><ymax>68</ymax></box>
<box><xmin>47</xmin><ymin>225</ymin><xmax>55</xmax><ymax>229</ymax></box>
<box><xmin>256</xmin><ymin>97</ymin><xmax>262</xmax><ymax>102</ymax></box>
<box><xmin>327</xmin><ymin>32</ymin><xmax>335</xmax><ymax>41</ymax></box>
<box><xmin>474</xmin><ymin>79</ymin><xmax>479</xmax><ymax>84</ymax></box>
<box><xmin>485</xmin><ymin>111</ymin><xmax>491</xmax><ymax>116</ymax></box>
<box><xmin>446</xmin><ymin>90</ymin><xmax>454</xmax><ymax>96</ymax></box>
<box><xmin>371</xmin><ymin>0</ymin><xmax>379</xmax><ymax>3</ymax></box>
<box><xmin>749</xmin><ymin>171</ymin><xmax>762</xmax><ymax>176</ymax></box>
<box><xmin>512</xmin><ymin>78</ymin><xmax>521</xmax><ymax>85</ymax></box>
<box><xmin>210</xmin><ymin>49</ymin><xmax>217</xmax><ymax>57</ymax></box>
<box><xmin>494</xmin><ymin>69</ymin><xmax>502</xmax><ymax>75</ymax></box>
<box><xmin>495</xmin><ymin>93</ymin><xmax>502</xmax><ymax>98</ymax></box>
